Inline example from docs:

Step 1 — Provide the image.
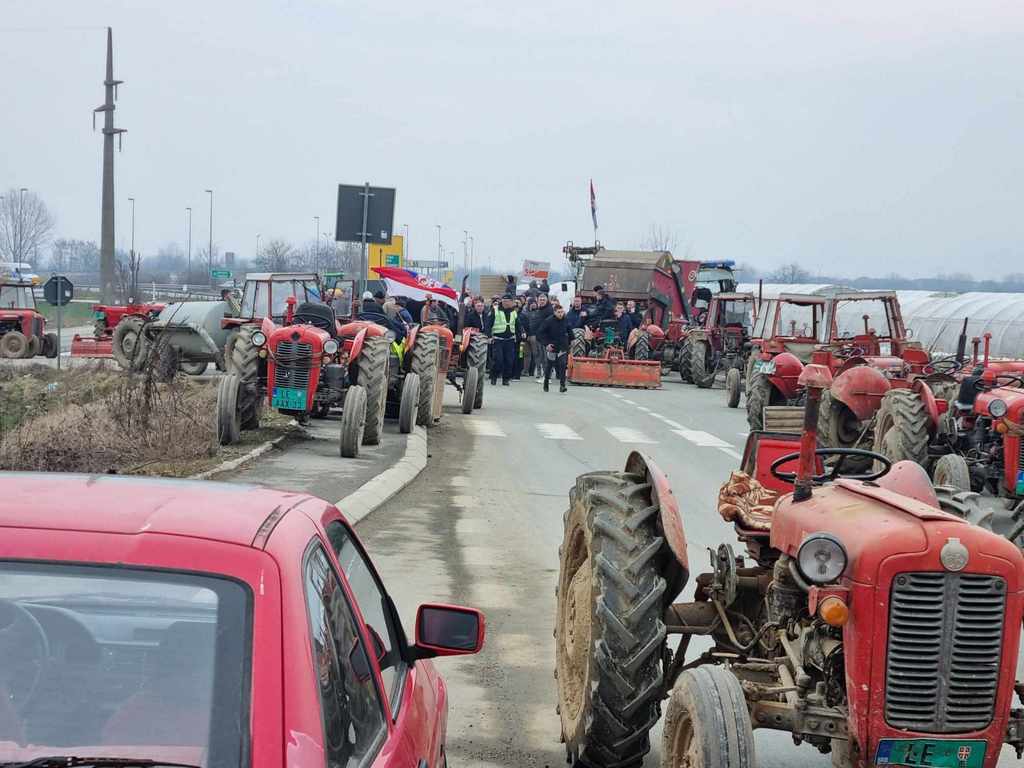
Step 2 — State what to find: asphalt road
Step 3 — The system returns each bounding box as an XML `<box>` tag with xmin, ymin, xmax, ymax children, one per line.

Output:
<box><xmin>354</xmin><ymin>374</ymin><xmax>1023</xmax><ymax>768</ymax></box>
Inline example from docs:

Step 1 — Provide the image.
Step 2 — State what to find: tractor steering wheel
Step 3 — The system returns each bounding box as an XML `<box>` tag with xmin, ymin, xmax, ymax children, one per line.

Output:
<box><xmin>974</xmin><ymin>373</ymin><xmax>1024</xmax><ymax>392</ymax></box>
<box><xmin>923</xmin><ymin>356</ymin><xmax>964</xmax><ymax>375</ymax></box>
<box><xmin>0</xmin><ymin>599</ymin><xmax>50</xmax><ymax>713</ymax></box>
<box><xmin>770</xmin><ymin>448</ymin><xmax>892</xmax><ymax>485</ymax></box>
<box><xmin>834</xmin><ymin>344</ymin><xmax>866</xmax><ymax>358</ymax></box>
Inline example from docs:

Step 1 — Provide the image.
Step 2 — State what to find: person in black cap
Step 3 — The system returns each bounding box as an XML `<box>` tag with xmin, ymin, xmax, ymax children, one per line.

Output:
<box><xmin>358</xmin><ymin>289</ymin><xmax>406</xmax><ymax>342</ymax></box>
<box><xmin>484</xmin><ymin>293</ymin><xmax>525</xmax><ymax>385</ymax></box>
<box><xmin>588</xmin><ymin>284</ymin><xmax>614</xmax><ymax>325</ymax></box>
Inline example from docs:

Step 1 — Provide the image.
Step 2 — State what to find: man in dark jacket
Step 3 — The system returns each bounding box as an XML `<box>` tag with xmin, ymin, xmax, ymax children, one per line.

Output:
<box><xmin>530</xmin><ymin>293</ymin><xmax>555</xmax><ymax>382</ymax></box>
<box><xmin>484</xmin><ymin>294</ymin><xmax>526</xmax><ymax>385</ymax></box>
<box><xmin>464</xmin><ymin>298</ymin><xmax>488</xmax><ymax>331</ymax></box>
<box><xmin>358</xmin><ymin>291</ymin><xmax>406</xmax><ymax>342</ymax></box>
<box><xmin>587</xmin><ymin>285</ymin><xmax>615</xmax><ymax>325</ymax></box>
<box><xmin>566</xmin><ymin>295</ymin><xmax>587</xmax><ymax>331</ymax></box>
<box><xmin>537</xmin><ymin>303</ymin><xmax>571</xmax><ymax>392</ymax></box>
<box><xmin>626</xmin><ymin>299</ymin><xmax>643</xmax><ymax>330</ymax></box>
<box><xmin>612</xmin><ymin>303</ymin><xmax>633</xmax><ymax>343</ymax></box>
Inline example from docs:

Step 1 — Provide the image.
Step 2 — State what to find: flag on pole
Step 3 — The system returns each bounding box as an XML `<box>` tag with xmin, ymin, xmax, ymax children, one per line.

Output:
<box><xmin>590</xmin><ymin>179</ymin><xmax>598</xmax><ymax>229</ymax></box>
<box><xmin>371</xmin><ymin>266</ymin><xmax>460</xmax><ymax>309</ymax></box>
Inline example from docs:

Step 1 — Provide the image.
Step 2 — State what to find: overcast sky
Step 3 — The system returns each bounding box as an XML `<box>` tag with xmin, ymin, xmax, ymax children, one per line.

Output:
<box><xmin>2</xmin><ymin>0</ymin><xmax>1022</xmax><ymax>277</ymax></box>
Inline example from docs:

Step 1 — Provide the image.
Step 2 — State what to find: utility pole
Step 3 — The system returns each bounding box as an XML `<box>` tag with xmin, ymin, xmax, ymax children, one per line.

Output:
<box><xmin>256</xmin><ymin>233</ymin><xmax>261</xmax><ymax>265</ymax></box>
<box><xmin>128</xmin><ymin>197</ymin><xmax>135</xmax><ymax>261</ymax></box>
<box><xmin>469</xmin><ymin>235</ymin><xmax>475</xmax><ymax>276</ymax></box>
<box><xmin>462</xmin><ymin>229</ymin><xmax>469</xmax><ymax>274</ymax></box>
<box><xmin>314</xmin><ymin>216</ymin><xmax>320</xmax><ymax>273</ymax></box>
<box><xmin>205</xmin><ymin>189</ymin><xmax>213</xmax><ymax>284</ymax></box>
<box><xmin>402</xmin><ymin>224</ymin><xmax>409</xmax><ymax>266</ymax></box>
<box><xmin>95</xmin><ymin>27</ymin><xmax>125</xmax><ymax>304</ymax></box>
<box><xmin>434</xmin><ymin>224</ymin><xmax>442</xmax><ymax>280</ymax></box>
<box><xmin>186</xmin><ymin>207</ymin><xmax>192</xmax><ymax>284</ymax></box>
<box><xmin>17</xmin><ymin>188</ymin><xmax>27</xmax><ymax>263</ymax></box>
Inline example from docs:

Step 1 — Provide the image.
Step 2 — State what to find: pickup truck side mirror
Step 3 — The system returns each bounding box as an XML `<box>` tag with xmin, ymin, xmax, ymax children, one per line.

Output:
<box><xmin>413</xmin><ymin>604</ymin><xmax>485</xmax><ymax>659</ymax></box>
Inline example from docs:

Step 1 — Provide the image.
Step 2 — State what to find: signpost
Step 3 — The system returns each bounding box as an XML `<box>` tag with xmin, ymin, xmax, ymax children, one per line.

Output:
<box><xmin>336</xmin><ymin>183</ymin><xmax>396</xmax><ymax>297</ymax></box>
<box><xmin>522</xmin><ymin>259</ymin><xmax>551</xmax><ymax>279</ymax></box>
<box><xmin>43</xmin><ymin>275</ymin><xmax>74</xmax><ymax>371</ymax></box>
<box><xmin>406</xmin><ymin>259</ymin><xmax>448</xmax><ymax>269</ymax></box>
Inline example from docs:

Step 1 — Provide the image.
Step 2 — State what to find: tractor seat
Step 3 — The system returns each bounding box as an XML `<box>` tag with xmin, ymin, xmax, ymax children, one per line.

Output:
<box><xmin>293</xmin><ymin>302</ymin><xmax>337</xmax><ymax>336</ymax></box>
<box><xmin>717</xmin><ymin>470</ymin><xmax>777</xmax><ymax>533</ymax></box>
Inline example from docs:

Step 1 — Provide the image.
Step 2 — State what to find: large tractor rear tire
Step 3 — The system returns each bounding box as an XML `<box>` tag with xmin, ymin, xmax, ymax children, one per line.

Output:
<box><xmin>412</xmin><ymin>332</ymin><xmax>439</xmax><ymax>427</ymax></box>
<box><xmin>42</xmin><ymin>332</ymin><xmax>59</xmax><ymax>359</ymax></box>
<box><xmin>358</xmin><ymin>335</ymin><xmax>390</xmax><ymax>446</ymax></box>
<box><xmin>229</xmin><ymin>327</ymin><xmax>262</xmax><ymax>430</ymax></box>
<box><xmin>634</xmin><ymin>331</ymin><xmax>651</xmax><ymax>361</ymax></box>
<box><xmin>934</xmin><ymin>487</ymin><xmax>993</xmax><ymax>529</ymax></box>
<box><xmin>661</xmin><ymin>666</ymin><xmax>756</xmax><ymax>768</ymax></box>
<box><xmin>819</xmin><ymin>390</ymin><xmax>864</xmax><ymax>449</ymax></box>
<box><xmin>462</xmin><ymin>366</ymin><xmax>479</xmax><ymax>414</ymax></box>
<box><xmin>678</xmin><ymin>338</ymin><xmax>693</xmax><ymax>383</ymax></box>
<box><xmin>467</xmin><ymin>333</ymin><xmax>488</xmax><ymax>409</ymax></box>
<box><xmin>339</xmin><ymin>385</ymin><xmax>367</xmax><ymax>458</ymax></box>
<box><xmin>933</xmin><ymin>453</ymin><xmax>972</xmax><ymax>493</ymax></box>
<box><xmin>873</xmin><ymin>388</ymin><xmax>930</xmax><ymax>468</ymax></box>
<box><xmin>555</xmin><ymin>471</ymin><xmax>667</xmax><ymax>768</ymax></box>
<box><xmin>570</xmin><ymin>328</ymin><xmax>587</xmax><ymax>359</ymax></box>
<box><xmin>725</xmin><ymin>367</ymin><xmax>742</xmax><ymax>408</ymax></box>
<box><xmin>398</xmin><ymin>372</ymin><xmax>420</xmax><ymax>434</ymax></box>
<box><xmin>217</xmin><ymin>374</ymin><xmax>242</xmax><ymax>445</ymax></box>
<box><xmin>691</xmin><ymin>340</ymin><xmax>716</xmax><ymax>388</ymax></box>
<box><xmin>112</xmin><ymin>316</ymin><xmax>147</xmax><ymax>371</ymax></box>
<box><xmin>0</xmin><ymin>331</ymin><xmax>29</xmax><ymax>359</ymax></box>
<box><xmin>745</xmin><ymin>373</ymin><xmax>772</xmax><ymax>431</ymax></box>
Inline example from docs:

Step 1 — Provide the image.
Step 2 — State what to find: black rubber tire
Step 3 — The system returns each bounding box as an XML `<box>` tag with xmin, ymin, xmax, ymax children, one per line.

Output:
<box><xmin>112</xmin><ymin>316</ymin><xmax>147</xmax><ymax>371</ymax></box>
<box><xmin>229</xmin><ymin>327</ymin><xmax>262</xmax><ymax>429</ymax></box>
<box><xmin>661</xmin><ymin>666</ymin><xmax>756</xmax><ymax>768</ymax></box>
<box><xmin>412</xmin><ymin>332</ymin><xmax>439</xmax><ymax>427</ymax></box>
<box><xmin>154</xmin><ymin>342</ymin><xmax>180</xmax><ymax>383</ymax></box>
<box><xmin>179</xmin><ymin>360</ymin><xmax>208</xmax><ymax>376</ymax></box>
<box><xmin>398</xmin><ymin>372</ymin><xmax>420</xmax><ymax>434</ymax></box>
<box><xmin>0</xmin><ymin>331</ymin><xmax>29</xmax><ymax>359</ymax></box>
<box><xmin>26</xmin><ymin>335</ymin><xmax>41</xmax><ymax>358</ymax></box>
<box><xmin>678</xmin><ymin>338</ymin><xmax>693</xmax><ymax>383</ymax></box>
<box><xmin>819</xmin><ymin>390</ymin><xmax>863</xmax><ymax>449</ymax></box>
<box><xmin>462</xmin><ymin>366</ymin><xmax>479</xmax><ymax>414</ymax></box>
<box><xmin>745</xmin><ymin>373</ymin><xmax>772</xmax><ymax>431</ymax></box>
<box><xmin>634</xmin><ymin>331</ymin><xmax>651</xmax><ymax>361</ymax></box>
<box><xmin>217</xmin><ymin>374</ymin><xmax>242</xmax><ymax>445</ymax></box>
<box><xmin>934</xmin><ymin>487</ymin><xmax>993</xmax><ymax>529</ymax></box>
<box><xmin>933</xmin><ymin>454</ymin><xmax>972</xmax><ymax>493</ymax></box>
<box><xmin>467</xmin><ymin>333</ymin><xmax>487</xmax><ymax>409</ymax></box>
<box><xmin>555</xmin><ymin>470</ymin><xmax>667</xmax><ymax>768</ymax></box>
<box><xmin>873</xmin><ymin>388</ymin><xmax>930</xmax><ymax>467</ymax></box>
<box><xmin>43</xmin><ymin>333</ymin><xmax>58</xmax><ymax>359</ymax></box>
<box><xmin>691</xmin><ymin>340</ymin><xmax>716</xmax><ymax>388</ymax></box>
<box><xmin>725</xmin><ymin>368</ymin><xmax>742</xmax><ymax>408</ymax></box>
<box><xmin>339</xmin><ymin>385</ymin><xmax>367</xmax><ymax>458</ymax></box>
<box><xmin>570</xmin><ymin>328</ymin><xmax>587</xmax><ymax>359</ymax></box>
<box><xmin>358</xmin><ymin>335</ymin><xmax>390</xmax><ymax>446</ymax></box>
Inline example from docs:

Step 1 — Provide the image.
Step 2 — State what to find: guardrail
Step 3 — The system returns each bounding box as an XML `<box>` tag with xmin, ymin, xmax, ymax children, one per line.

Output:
<box><xmin>34</xmin><ymin>284</ymin><xmax>223</xmax><ymax>302</ymax></box>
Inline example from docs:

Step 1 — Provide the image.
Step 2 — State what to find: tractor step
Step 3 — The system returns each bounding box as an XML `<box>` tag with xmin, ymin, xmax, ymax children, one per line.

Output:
<box><xmin>69</xmin><ymin>335</ymin><xmax>114</xmax><ymax>359</ymax></box>
<box><xmin>568</xmin><ymin>355</ymin><xmax>661</xmax><ymax>389</ymax></box>
<box><xmin>762</xmin><ymin>406</ymin><xmax>804</xmax><ymax>433</ymax></box>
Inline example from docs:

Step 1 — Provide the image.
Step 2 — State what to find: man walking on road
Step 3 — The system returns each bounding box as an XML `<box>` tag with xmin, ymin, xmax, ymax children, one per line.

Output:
<box><xmin>538</xmin><ymin>302</ymin><xmax>571</xmax><ymax>392</ymax></box>
<box><xmin>485</xmin><ymin>294</ymin><xmax>525</xmax><ymax>386</ymax></box>
<box><xmin>531</xmin><ymin>293</ymin><xmax>554</xmax><ymax>382</ymax></box>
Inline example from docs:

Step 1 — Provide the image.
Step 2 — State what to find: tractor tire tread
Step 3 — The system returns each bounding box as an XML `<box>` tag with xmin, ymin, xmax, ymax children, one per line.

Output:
<box><xmin>358</xmin><ymin>335</ymin><xmax>390</xmax><ymax>445</ymax></box>
<box><xmin>412</xmin><ymin>331</ymin><xmax>439</xmax><ymax>426</ymax></box>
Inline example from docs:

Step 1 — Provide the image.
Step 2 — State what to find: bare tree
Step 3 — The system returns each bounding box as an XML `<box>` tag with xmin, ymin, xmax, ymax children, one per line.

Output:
<box><xmin>0</xmin><ymin>189</ymin><xmax>55</xmax><ymax>264</ymax></box>
<box><xmin>772</xmin><ymin>262</ymin><xmax>812</xmax><ymax>283</ymax></box>
<box><xmin>256</xmin><ymin>239</ymin><xmax>296</xmax><ymax>271</ymax></box>
<box><xmin>639</xmin><ymin>223</ymin><xmax>680</xmax><ymax>253</ymax></box>
<box><xmin>115</xmin><ymin>248</ymin><xmax>143</xmax><ymax>302</ymax></box>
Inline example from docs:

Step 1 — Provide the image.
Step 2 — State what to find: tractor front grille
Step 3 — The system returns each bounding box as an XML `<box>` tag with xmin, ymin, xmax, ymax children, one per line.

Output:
<box><xmin>270</xmin><ymin>341</ymin><xmax>314</xmax><ymax>389</ymax></box>
<box><xmin>885</xmin><ymin>572</ymin><xmax>1005</xmax><ymax>733</ymax></box>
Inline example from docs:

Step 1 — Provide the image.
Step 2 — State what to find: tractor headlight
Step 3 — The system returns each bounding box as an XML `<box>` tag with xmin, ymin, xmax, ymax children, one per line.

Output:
<box><xmin>989</xmin><ymin>398</ymin><xmax>1008</xmax><ymax>418</ymax></box>
<box><xmin>251</xmin><ymin>331</ymin><xmax>267</xmax><ymax>347</ymax></box>
<box><xmin>797</xmin><ymin>533</ymin><xmax>848</xmax><ymax>584</ymax></box>
<box><xmin>323</xmin><ymin>339</ymin><xmax>339</xmax><ymax>355</ymax></box>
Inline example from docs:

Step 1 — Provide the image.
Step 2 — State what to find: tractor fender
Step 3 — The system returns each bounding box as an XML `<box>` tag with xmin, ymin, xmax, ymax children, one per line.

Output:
<box><xmin>646</xmin><ymin>324</ymin><xmax>665</xmax><ymax>349</ymax></box>
<box><xmin>349</xmin><ymin>327</ymin><xmax>369</xmax><ymax>364</ymax></box>
<box><xmin>460</xmin><ymin>326</ymin><xmax>481</xmax><ymax>354</ymax></box>
<box><xmin>911</xmin><ymin>378</ymin><xmax>941</xmax><ymax>434</ymax></box>
<box><xmin>830</xmin><ymin>365</ymin><xmax>892</xmax><ymax>421</ymax></box>
<box><xmin>767</xmin><ymin>351</ymin><xmax>804</xmax><ymax>400</ymax></box>
<box><xmin>406</xmin><ymin>326</ymin><xmax>419</xmax><ymax>360</ymax></box>
<box><xmin>623</xmin><ymin>451</ymin><xmax>690</xmax><ymax>598</ymax></box>
<box><xmin>259</xmin><ymin>316</ymin><xmax>277</xmax><ymax>338</ymax></box>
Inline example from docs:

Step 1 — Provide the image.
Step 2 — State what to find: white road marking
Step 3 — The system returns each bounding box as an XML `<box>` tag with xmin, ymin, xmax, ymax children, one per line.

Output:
<box><xmin>605</xmin><ymin>427</ymin><xmax>657</xmax><ymax>444</ymax></box>
<box><xmin>636</xmin><ymin>406</ymin><xmax>651</xmax><ymax>413</ymax></box>
<box><xmin>608</xmin><ymin>392</ymin><xmax>623</xmax><ymax>398</ymax></box>
<box><xmin>467</xmin><ymin>419</ymin><xmax>507</xmax><ymax>437</ymax></box>
<box><xmin>672</xmin><ymin>429</ymin><xmax>733</xmax><ymax>448</ymax></box>
<box><xmin>738</xmin><ymin>432</ymin><xmax>749</xmax><ymax>438</ymax></box>
<box><xmin>663</xmin><ymin>419</ymin><xmax>686</xmax><ymax>430</ymax></box>
<box><xmin>536</xmin><ymin>423</ymin><xmax>583</xmax><ymax>441</ymax></box>
<box><xmin>719</xmin><ymin>447</ymin><xmax>744</xmax><ymax>460</ymax></box>
<box><xmin>622</xmin><ymin>399</ymin><xmax>638</xmax><ymax>405</ymax></box>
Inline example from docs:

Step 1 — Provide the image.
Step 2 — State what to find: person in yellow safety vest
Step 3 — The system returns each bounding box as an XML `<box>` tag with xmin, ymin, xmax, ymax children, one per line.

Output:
<box><xmin>484</xmin><ymin>293</ymin><xmax>526</xmax><ymax>386</ymax></box>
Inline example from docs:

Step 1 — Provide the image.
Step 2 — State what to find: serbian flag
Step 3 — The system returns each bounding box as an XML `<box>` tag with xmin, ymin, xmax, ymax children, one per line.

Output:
<box><xmin>372</xmin><ymin>267</ymin><xmax>460</xmax><ymax>309</ymax></box>
<box><xmin>590</xmin><ymin>179</ymin><xmax>598</xmax><ymax>229</ymax></box>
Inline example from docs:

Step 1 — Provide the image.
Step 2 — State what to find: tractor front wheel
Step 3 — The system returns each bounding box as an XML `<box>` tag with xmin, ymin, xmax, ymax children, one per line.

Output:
<box><xmin>634</xmin><ymin>331</ymin><xmax>651</xmax><ymax>361</ymax></box>
<box><xmin>412</xmin><ymin>332</ymin><xmax>439</xmax><ymax>427</ymax></box>
<box><xmin>555</xmin><ymin>471</ymin><xmax>667</xmax><ymax>768</ymax></box>
<box><xmin>745</xmin><ymin>373</ymin><xmax>772</xmax><ymax>431</ymax></box>
<box><xmin>934</xmin><ymin>453</ymin><xmax>972</xmax><ymax>493</ymax></box>
<box><xmin>467</xmin><ymin>333</ymin><xmax>488</xmax><ymax>408</ymax></box>
<box><xmin>873</xmin><ymin>388</ymin><xmax>930</xmax><ymax>468</ymax></box>
<box><xmin>42</xmin><ymin>333</ymin><xmax>58</xmax><ymax>359</ymax></box>
<box><xmin>358</xmin><ymin>335</ymin><xmax>390</xmax><ymax>446</ymax></box>
<box><xmin>229</xmin><ymin>327</ymin><xmax>263</xmax><ymax>430</ymax></box>
<box><xmin>691</xmin><ymin>341</ymin><xmax>716</xmax><ymax>388</ymax></box>
<box><xmin>678</xmin><ymin>338</ymin><xmax>693</xmax><ymax>383</ymax></box>
<box><xmin>462</xmin><ymin>366</ymin><xmax>479</xmax><ymax>414</ymax></box>
<box><xmin>569</xmin><ymin>328</ymin><xmax>587</xmax><ymax>359</ymax></box>
<box><xmin>217</xmin><ymin>374</ymin><xmax>242</xmax><ymax>445</ymax></box>
<box><xmin>398</xmin><ymin>372</ymin><xmax>420</xmax><ymax>434</ymax></box>
<box><xmin>339</xmin><ymin>385</ymin><xmax>367</xmax><ymax>458</ymax></box>
<box><xmin>112</xmin><ymin>317</ymin><xmax>147</xmax><ymax>371</ymax></box>
<box><xmin>0</xmin><ymin>331</ymin><xmax>29</xmax><ymax>359</ymax></box>
<box><xmin>725</xmin><ymin>367</ymin><xmax>742</xmax><ymax>408</ymax></box>
<box><xmin>661</xmin><ymin>666</ymin><xmax>756</xmax><ymax>768</ymax></box>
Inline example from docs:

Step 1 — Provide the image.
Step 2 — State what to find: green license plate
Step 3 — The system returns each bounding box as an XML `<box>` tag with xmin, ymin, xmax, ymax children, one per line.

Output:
<box><xmin>876</xmin><ymin>738</ymin><xmax>986</xmax><ymax>768</ymax></box>
<box><xmin>754</xmin><ymin>359</ymin><xmax>776</xmax><ymax>374</ymax></box>
<box><xmin>272</xmin><ymin>386</ymin><xmax>307</xmax><ymax>410</ymax></box>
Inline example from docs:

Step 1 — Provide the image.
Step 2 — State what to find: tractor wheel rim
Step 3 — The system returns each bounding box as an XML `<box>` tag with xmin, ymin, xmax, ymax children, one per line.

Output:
<box><xmin>670</xmin><ymin>722</ymin><xmax>698</xmax><ymax>768</ymax></box>
<box><xmin>122</xmin><ymin>330</ymin><xmax>138</xmax><ymax>354</ymax></box>
<box><xmin>558</xmin><ymin>527</ymin><xmax>591</xmax><ymax>722</ymax></box>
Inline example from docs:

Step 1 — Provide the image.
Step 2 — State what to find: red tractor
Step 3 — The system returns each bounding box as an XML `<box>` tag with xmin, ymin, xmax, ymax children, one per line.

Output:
<box><xmin>69</xmin><ymin>301</ymin><xmax>165</xmax><ymax>365</ymax></box>
<box><xmin>742</xmin><ymin>293</ymin><xmax>826</xmax><ymax>426</ymax></box>
<box><xmin>0</xmin><ymin>279</ymin><xmax>58</xmax><ymax>359</ymax></box>
<box><xmin>556</xmin><ymin>363</ymin><xmax>1024</xmax><ymax>768</ymax></box>
<box><xmin>686</xmin><ymin>291</ymin><xmax>756</xmax><ymax>390</ymax></box>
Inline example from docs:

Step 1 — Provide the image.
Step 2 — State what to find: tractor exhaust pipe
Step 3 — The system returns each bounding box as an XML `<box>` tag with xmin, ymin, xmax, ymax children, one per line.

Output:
<box><xmin>955</xmin><ymin>317</ymin><xmax>969</xmax><ymax>363</ymax></box>
<box><xmin>793</xmin><ymin>356</ymin><xmax>834</xmax><ymax>503</ymax></box>
<box><xmin>983</xmin><ymin>332</ymin><xmax>992</xmax><ymax>367</ymax></box>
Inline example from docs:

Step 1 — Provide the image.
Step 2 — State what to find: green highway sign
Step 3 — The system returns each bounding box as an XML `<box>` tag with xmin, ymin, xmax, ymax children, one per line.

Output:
<box><xmin>385</xmin><ymin>254</ymin><xmax>401</xmax><ymax>266</ymax></box>
<box><xmin>211</xmin><ymin>269</ymin><xmax>233</xmax><ymax>279</ymax></box>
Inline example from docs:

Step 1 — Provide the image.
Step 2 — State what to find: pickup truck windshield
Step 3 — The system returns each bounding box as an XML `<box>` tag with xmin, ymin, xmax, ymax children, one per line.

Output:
<box><xmin>0</xmin><ymin>562</ymin><xmax>251</xmax><ymax>768</ymax></box>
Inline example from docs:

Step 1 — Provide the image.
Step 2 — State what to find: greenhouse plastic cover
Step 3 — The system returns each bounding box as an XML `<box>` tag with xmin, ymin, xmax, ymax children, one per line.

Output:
<box><xmin>738</xmin><ymin>283</ymin><xmax>1024</xmax><ymax>358</ymax></box>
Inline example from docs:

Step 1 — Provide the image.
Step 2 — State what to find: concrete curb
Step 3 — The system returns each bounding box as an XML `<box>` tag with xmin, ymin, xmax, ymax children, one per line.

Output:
<box><xmin>340</xmin><ymin>426</ymin><xmax>429</xmax><ymax>526</ymax></box>
<box><xmin>189</xmin><ymin>433</ymin><xmax>290</xmax><ymax>480</ymax></box>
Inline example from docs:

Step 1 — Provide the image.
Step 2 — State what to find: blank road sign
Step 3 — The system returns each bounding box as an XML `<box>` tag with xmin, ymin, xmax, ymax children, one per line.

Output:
<box><xmin>336</xmin><ymin>184</ymin><xmax>396</xmax><ymax>245</ymax></box>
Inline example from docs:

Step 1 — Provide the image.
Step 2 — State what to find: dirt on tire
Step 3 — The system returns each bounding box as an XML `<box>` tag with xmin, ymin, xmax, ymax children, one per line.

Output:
<box><xmin>691</xmin><ymin>340</ymin><xmax>716</xmax><ymax>388</ymax></box>
<box><xmin>111</xmin><ymin>316</ymin><xmax>147</xmax><ymax>371</ymax></box>
<box><xmin>873</xmin><ymin>388</ymin><xmax>930</xmax><ymax>467</ymax></box>
<box><xmin>412</xmin><ymin>331</ymin><xmax>439</xmax><ymax>427</ymax></box>
<box><xmin>358</xmin><ymin>334</ymin><xmax>390</xmax><ymax>445</ymax></box>
<box><xmin>556</xmin><ymin>470</ymin><xmax>667</xmax><ymax>768</ymax></box>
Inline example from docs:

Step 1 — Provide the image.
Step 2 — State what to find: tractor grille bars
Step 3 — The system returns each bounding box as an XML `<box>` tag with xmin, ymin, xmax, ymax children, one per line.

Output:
<box><xmin>270</xmin><ymin>341</ymin><xmax>314</xmax><ymax>390</ymax></box>
<box><xmin>885</xmin><ymin>572</ymin><xmax>1005</xmax><ymax>733</ymax></box>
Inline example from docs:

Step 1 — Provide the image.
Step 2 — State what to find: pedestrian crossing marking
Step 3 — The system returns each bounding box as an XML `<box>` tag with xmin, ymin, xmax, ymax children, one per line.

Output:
<box><xmin>467</xmin><ymin>420</ymin><xmax>507</xmax><ymax>438</ymax></box>
<box><xmin>672</xmin><ymin>429</ymin><xmax>733</xmax><ymax>448</ymax></box>
<box><xmin>605</xmin><ymin>427</ymin><xmax>657</xmax><ymax>444</ymax></box>
<box><xmin>536</xmin><ymin>423</ymin><xmax>583</xmax><ymax>441</ymax></box>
